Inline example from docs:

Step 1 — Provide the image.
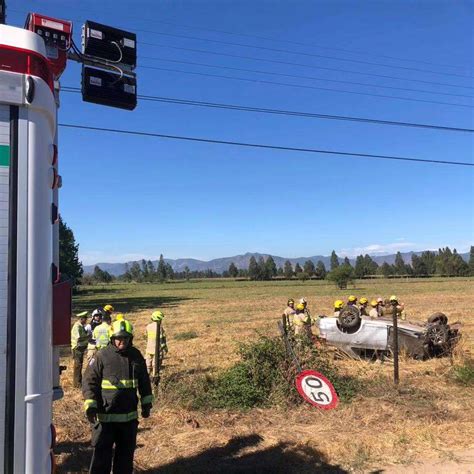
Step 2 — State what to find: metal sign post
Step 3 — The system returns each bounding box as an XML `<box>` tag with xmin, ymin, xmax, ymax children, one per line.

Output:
<box><xmin>392</xmin><ymin>303</ymin><xmax>400</xmax><ymax>385</ymax></box>
<box><xmin>277</xmin><ymin>321</ymin><xmax>338</xmax><ymax>410</ymax></box>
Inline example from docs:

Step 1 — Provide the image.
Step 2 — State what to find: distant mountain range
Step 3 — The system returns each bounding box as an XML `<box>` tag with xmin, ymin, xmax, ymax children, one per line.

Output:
<box><xmin>83</xmin><ymin>250</ymin><xmax>470</xmax><ymax>276</ymax></box>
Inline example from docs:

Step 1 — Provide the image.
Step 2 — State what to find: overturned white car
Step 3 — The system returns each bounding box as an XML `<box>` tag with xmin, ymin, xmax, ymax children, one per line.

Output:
<box><xmin>317</xmin><ymin>307</ymin><xmax>461</xmax><ymax>360</ymax></box>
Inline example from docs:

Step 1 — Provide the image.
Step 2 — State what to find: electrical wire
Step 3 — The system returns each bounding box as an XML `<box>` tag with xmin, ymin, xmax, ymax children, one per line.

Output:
<box><xmin>140</xmin><ymin>55</ymin><xmax>474</xmax><ymax>99</ymax></box>
<box><xmin>139</xmin><ymin>64</ymin><xmax>474</xmax><ymax>108</ymax></box>
<box><xmin>60</xmin><ymin>87</ymin><xmax>474</xmax><ymax>133</ymax></box>
<box><xmin>58</xmin><ymin>123</ymin><xmax>474</xmax><ymax>167</ymax></box>
<box><xmin>140</xmin><ymin>42</ymin><xmax>474</xmax><ymax>91</ymax></box>
<box><xmin>135</xmin><ymin>29</ymin><xmax>474</xmax><ymax>80</ymax></box>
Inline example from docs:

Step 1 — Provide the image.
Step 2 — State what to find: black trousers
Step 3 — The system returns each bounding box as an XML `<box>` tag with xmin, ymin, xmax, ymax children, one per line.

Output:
<box><xmin>89</xmin><ymin>420</ymin><xmax>138</xmax><ymax>474</ymax></box>
<box><xmin>72</xmin><ymin>346</ymin><xmax>86</xmax><ymax>388</ymax></box>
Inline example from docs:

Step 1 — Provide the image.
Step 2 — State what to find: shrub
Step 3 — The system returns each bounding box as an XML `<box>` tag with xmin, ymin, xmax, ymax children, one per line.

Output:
<box><xmin>174</xmin><ymin>331</ymin><xmax>198</xmax><ymax>341</ymax></box>
<box><xmin>451</xmin><ymin>360</ymin><xmax>474</xmax><ymax>386</ymax></box>
<box><xmin>162</xmin><ymin>335</ymin><xmax>360</xmax><ymax>410</ymax></box>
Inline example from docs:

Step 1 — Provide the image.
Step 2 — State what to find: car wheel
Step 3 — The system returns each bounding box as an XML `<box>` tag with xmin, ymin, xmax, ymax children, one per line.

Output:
<box><xmin>427</xmin><ymin>324</ymin><xmax>448</xmax><ymax>345</ymax></box>
<box><xmin>338</xmin><ymin>306</ymin><xmax>361</xmax><ymax>330</ymax></box>
<box><xmin>427</xmin><ymin>312</ymin><xmax>448</xmax><ymax>325</ymax></box>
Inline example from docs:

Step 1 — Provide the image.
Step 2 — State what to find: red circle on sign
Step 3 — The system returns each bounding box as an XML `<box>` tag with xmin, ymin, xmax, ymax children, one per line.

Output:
<box><xmin>295</xmin><ymin>369</ymin><xmax>339</xmax><ymax>410</ymax></box>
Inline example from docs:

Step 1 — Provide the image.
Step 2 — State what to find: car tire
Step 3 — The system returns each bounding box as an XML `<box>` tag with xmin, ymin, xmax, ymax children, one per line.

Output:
<box><xmin>427</xmin><ymin>312</ymin><xmax>448</xmax><ymax>325</ymax></box>
<box><xmin>338</xmin><ymin>306</ymin><xmax>361</xmax><ymax>330</ymax></box>
<box><xmin>427</xmin><ymin>323</ymin><xmax>448</xmax><ymax>346</ymax></box>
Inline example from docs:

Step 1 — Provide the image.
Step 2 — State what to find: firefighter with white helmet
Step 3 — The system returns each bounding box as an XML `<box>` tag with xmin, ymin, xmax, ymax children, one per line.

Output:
<box><xmin>145</xmin><ymin>311</ymin><xmax>168</xmax><ymax>375</ymax></box>
<box><xmin>83</xmin><ymin>319</ymin><xmax>153</xmax><ymax>474</ymax></box>
<box><xmin>85</xmin><ymin>309</ymin><xmax>104</xmax><ymax>365</ymax></box>
<box><xmin>71</xmin><ymin>311</ymin><xmax>90</xmax><ymax>388</ymax></box>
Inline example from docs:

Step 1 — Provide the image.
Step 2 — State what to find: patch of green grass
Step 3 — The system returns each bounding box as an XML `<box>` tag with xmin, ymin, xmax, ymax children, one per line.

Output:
<box><xmin>451</xmin><ymin>360</ymin><xmax>474</xmax><ymax>386</ymax></box>
<box><xmin>174</xmin><ymin>331</ymin><xmax>198</xmax><ymax>341</ymax></box>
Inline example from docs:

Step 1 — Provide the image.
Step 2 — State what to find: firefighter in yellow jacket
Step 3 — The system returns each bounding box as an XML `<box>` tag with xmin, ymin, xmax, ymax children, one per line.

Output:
<box><xmin>83</xmin><ymin>319</ymin><xmax>153</xmax><ymax>474</ymax></box>
<box><xmin>71</xmin><ymin>311</ymin><xmax>89</xmax><ymax>388</ymax></box>
<box><xmin>145</xmin><ymin>311</ymin><xmax>168</xmax><ymax>376</ymax></box>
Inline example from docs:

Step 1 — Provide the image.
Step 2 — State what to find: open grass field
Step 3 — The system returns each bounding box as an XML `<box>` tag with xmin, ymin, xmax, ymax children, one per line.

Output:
<box><xmin>55</xmin><ymin>278</ymin><xmax>474</xmax><ymax>473</ymax></box>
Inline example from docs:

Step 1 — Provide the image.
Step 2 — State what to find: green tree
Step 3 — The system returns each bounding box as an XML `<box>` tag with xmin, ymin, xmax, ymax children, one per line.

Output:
<box><xmin>93</xmin><ymin>265</ymin><xmax>113</xmax><ymax>283</ymax></box>
<box><xmin>248</xmin><ymin>256</ymin><xmax>259</xmax><ymax>281</ymax></box>
<box><xmin>257</xmin><ymin>256</ymin><xmax>267</xmax><ymax>280</ymax></box>
<box><xmin>157</xmin><ymin>254</ymin><xmax>167</xmax><ymax>282</ymax></box>
<box><xmin>184</xmin><ymin>266</ymin><xmax>190</xmax><ymax>280</ymax></box>
<box><xmin>343</xmin><ymin>257</ymin><xmax>352</xmax><ymax>268</ymax></box>
<box><xmin>394</xmin><ymin>252</ymin><xmax>408</xmax><ymax>275</ymax></box>
<box><xmin>228</xmin><ymin>262</ymin><xmax>238</xmax><ymax>278</ymax></box>
<box><xmin>380</xmin><ymin>262</ymin><xmax>394</xmax><ymax>278</ymax></box>
<box><xmin>314</xmin><ymin>260</ymin><xmax>327</xmax><ymax>280</ymax></box>
<box><xmin>411</xmin><ymin>254</ymin><xmax>427</xmax><ymax>276</ymax></box>
<box><xmin>265</xmin><ymin>256</ymin><xmax>277</xmax><ymax>279</ymax></box>
<box><xmin>469</xmin><ymin>246</ymin><xmax>474</xmax><ymax>276</ymax></box>
<box><xmin>354</xmin><ymin>255</ymin><xmax>365</xmax><ymax>278</ymax></box>
<box><xmin>294</xmin><ymin>263</ymin><xmax>303</xmax><ymax>274</ymax></box>
<box><xmin>303</xmin><ymin>260</ymin><xmax>315</xmax><ymax>277</ymax></box>
<box><xmin>283</xmin><ymin>260</ymin><xmax>293</xmax><ymax>279</ymax></box>
<box><xmin>364</xmin><ymin>254</ymin><xmax>378</xmax><ymax>275</ymax></box>
<box><xmin>59</xmin><ymin>217</ymin><xmax>83</xmax><ymax>285</ymax></box>
<box><xmin>327</xmin><ymin>265</ymin><xmax>354</xmax><ymax>289</ymax></box>
<box><xmin>420</xmin><ymin>251</ymin><xmax>437</xmax><ymax>274</ymax></box>
<box><xmin>330</xmin><ymin>250</ymin><xmax>339</xmax><ymax>270</ymax></box>
<box><xmin>129</xmin><ymin>262</ymin><xmax>142</xmax><ymax>282</ymax></box>
<box><xmin>165</xmin><ymin>263</ymin><xmax>175</xmax><ymax>280</ymax></box>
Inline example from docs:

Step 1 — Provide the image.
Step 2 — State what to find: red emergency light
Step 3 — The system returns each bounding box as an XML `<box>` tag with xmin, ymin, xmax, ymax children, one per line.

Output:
<box><xmin>25</xmin><ymin>13</ymin><xmax>72</xmax><ymax>78</ymax></box>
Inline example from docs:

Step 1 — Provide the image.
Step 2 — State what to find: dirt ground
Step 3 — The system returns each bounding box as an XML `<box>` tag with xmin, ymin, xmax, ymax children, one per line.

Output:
<box><xmin>55</xmin><ymin>278</ymin><xmax>474</xmax><ymax>473</ymax></box>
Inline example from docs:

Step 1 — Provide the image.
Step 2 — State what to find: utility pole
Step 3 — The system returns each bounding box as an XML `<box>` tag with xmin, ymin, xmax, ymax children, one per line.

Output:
<box><xmin>392</xmin><ymin>302</ymin><xmax>400</xmax><ymax>385</ymax></box>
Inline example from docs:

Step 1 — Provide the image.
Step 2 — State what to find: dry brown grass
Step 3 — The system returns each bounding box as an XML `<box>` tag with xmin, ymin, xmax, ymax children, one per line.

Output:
<box><xmin>55</xmin><ymin>278</ymin><xmax>474</xmax><ymax>472</ymax></box>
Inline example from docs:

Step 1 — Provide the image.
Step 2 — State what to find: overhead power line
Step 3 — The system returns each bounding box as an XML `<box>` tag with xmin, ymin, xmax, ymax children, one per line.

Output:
<box><xmin>58</xmin><ymin>123</ymin><xmax>474</xmax><ymax>167</ymax></box>
<box><xmin>140</xmin><ymin>42</ymin><xmax>474</xmax><ymax>91</ymax></box>
<box><xmin>136</xmin><ymin>29</ymin><xmax>474</xmax><ymax>80</ymax></box>
<box><xmin>11</xmin><ymin>6</ymin><xmax>471</xmax><ymax>71</ymax></box>
<box><xmin>60</xmin><ymin>87</ymin><xmax>474</xmax><ymax>133</ymax></box>
<box><xmin>139</xmin><ymin>64</ymin><xmax>473</xmax><ymax>108</ymax></box>
<box><xmin>140</xmin><ymin>55</ymin><xmax>474</xmax><ymax>99</ymax></box>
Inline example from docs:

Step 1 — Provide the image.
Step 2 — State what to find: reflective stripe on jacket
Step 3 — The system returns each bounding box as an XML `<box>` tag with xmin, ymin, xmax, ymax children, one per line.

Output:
<box><xmin>71</xmin><ymin>321</ymin><xmax>89</xmax><ymax>349</ymax></box>
<box><xmin>93</xmin><ymin>322</ymin><xmax>111</xmax><ymax>349</ymax></box>
<box><xmin>82</xmin><ymin>343</ymin><xmax>153</xmax><ymax>422</ymax></box>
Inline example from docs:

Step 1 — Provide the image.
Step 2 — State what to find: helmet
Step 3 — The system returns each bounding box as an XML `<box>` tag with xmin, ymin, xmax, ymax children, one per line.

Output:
<box><xmin>103</xmin><ymin>304</ymin><xmax>114</xmax><ymax>313</ymax></box>
<box><xmin>116</xmin><ymin>313</ymin><xmax>124</xmax><ymax>321</ymax></box>
<box><xmin>151</xmin><ymin>311</ymin><xmax>164</xmax><ymax>322</ymax></box>
<box><xmin>287</xmin><ymin>298</ymin><xmax>295</xmax><ymax>305</ymax></box>
<box><xmin>299</xmin><ymin>297</ymin><xmax>307</xmax><ymax>305</ymax></box>
<box><xmin>109</xmin><ymin>320</ymin><xmax>133</xmax><ymax>339</ymax></box>
<box><xmin>389</xmin><ymin>295</ymin><xmax>398</xmax><ymax>302</ymax></box>
<box><xmin>348</xmin><ymin>295</ymin><xmax>357</xmax><ymax>302</ymax></box>
<box><xmin>77</xmin><ymin>311</ymin><xmax>88</xmax><ymax>319</ymax></box>
<box><xmin>334</xmin><ymin>300</ymin><xmax>344</xmax><ymax>309</ymax></box>
<box><xmin>359</xmin><ymin>297</ymin><xmax>368</xmax><ymax>305</ymax></box>
<box><xmin>376</xmin><ymin>297</ymin><xmax>384</xmax><ymax>303</ymax></box>
<box><xmin>92</xmin><ymin>309</ymin><xmax>103</xmax><ymax>318</ymax></box>
<box><xmin>370</xmin><ymin>300</ymin><xmax>378</xmax><ymax>307</ymax></box>
<box><xmin>296</xmin><ymin>303</ymin><xmax>305</xmax><ymax>311</ymax></box>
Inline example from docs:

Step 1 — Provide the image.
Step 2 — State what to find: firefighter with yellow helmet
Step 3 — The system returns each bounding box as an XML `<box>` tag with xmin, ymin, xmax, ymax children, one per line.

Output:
<box><xmin>145</xmin><ymin>311</ymin><xmax>168</xmax><ymax>375</ymax></box>
<box><xmin>359</xmin><ymin>297</ymin><xmax>369</xmax><ymax>316</ymax></box>
<box><xmin>83</xmin><ymin>319</ymin><xmax>153</xmax><ymax>473</ymax></box>
<box><xmin>333</xmin><ymin>300</ymin><xmax>344</xmax><ymax>317</ymax></box>
<box><xmin>71</xmin><ymin>311</ymin><xmax>90</xmax><ymax>388</ymax></box>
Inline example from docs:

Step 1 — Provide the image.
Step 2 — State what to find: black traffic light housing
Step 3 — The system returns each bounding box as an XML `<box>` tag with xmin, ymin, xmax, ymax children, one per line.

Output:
<box><xmin>82</xmin><ymin>66</ymin><xmax>137</xmax><ymax>110</ymax></box>
<box><xmin>82</xmin><ymin>20</ymin><xmax>136</xmax><ymax>68</ymax></box>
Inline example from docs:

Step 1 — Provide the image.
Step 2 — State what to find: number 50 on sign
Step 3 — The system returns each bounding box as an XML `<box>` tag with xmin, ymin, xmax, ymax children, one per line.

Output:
<box><xmin>295</xmin><ymin>370</ymin><xmax>339</xmax><ymax>410</ymax></box>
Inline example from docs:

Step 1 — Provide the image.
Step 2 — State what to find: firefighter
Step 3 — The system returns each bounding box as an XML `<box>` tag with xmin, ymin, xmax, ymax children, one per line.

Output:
<box><xmin>333</xmin><ymin>300</ymin><xmax>344</xmax><ymax>317</ymax></box>
<box><xmin>86</xmin><ymin>309</ymin><xmax>104</xmax><ymax>365</ymax></box>
<box><xmin>369</xmin><ymin>300</ymin><xmax>379</xmax><ymax>319</ymax></box>
<box><xmin>145</xmin><ymin>311</ymin><xmax>168</xmax><ymax>376</ymax></box>
<box><xmin>83</xmin><ymin>319</ymin><xmax>153</xmax><ymax>474</ymax></box>
<box><xmin>93</xmin><ymin>312</ymin><xmax>112</xmax><ymax>350</ymax></box>
<box><xmin>359</xmin><ymin>297</ymin><xmax>369</xmax><ymax>316</ymax></box>
<box><xmin>347</xmin><ymin>295</ymin><xmax>357</xmax><ymax>306</ymax></box>
<box><xmin>115</xmin><ymin>313</ymin><xmax>134</xmax><ymax>334</ymax></box>
<box><xmin>71</xmin><ymin>311</ymin><xmax>90</xmax><ymax>388</ymax></box>
<box><xmin>376</xmin><ymin>297</ymin><xmax>385</xmax><ymax>317</ymax></box>
<box><xmin>293</xmin><ymin>303</ymin><xmax>312</xmax><ymax>338</ymax></box>
<box><xmin>389</xmin><ymin>295</ymin><xmax>406</xmax><ymax>320</ymax></box>
<box><xmin>103</xmin><ymin>304</ymin><xmax>115</xmax><ymax>319</ymax></box>
<box><xmin>282</xmin><ymin>299</ymin><xmax>296</xmax><ymax>332</ymax></box>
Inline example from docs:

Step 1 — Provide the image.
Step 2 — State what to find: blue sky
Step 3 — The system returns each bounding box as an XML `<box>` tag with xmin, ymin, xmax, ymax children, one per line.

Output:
<box><xmin>9</xmin><ymin>0</ymin><xmax>474</xmax><ymax>264</ymax></box>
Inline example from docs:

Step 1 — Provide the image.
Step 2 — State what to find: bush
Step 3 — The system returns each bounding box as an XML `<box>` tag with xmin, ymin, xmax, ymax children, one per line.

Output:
<box><xmin>451</xmin><ymin>360</ymin><xmax>474</xmax><ymax>386</ymax></box>
<box><xmin>162</xmin><ymin>335</ymin><xmax>360</xmax><ymax>410</ymax></box>
<box><xmin>174</xmin><ymin>331</ymin><xmax>198</xmax><ymax>341</ymax></box>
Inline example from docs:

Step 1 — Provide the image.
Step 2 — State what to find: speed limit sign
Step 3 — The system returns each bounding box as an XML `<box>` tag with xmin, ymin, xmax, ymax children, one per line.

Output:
<box><xmin>295</xmin><ymin>369</ymin><xmax>339</xmax><ymax>410</ymax></box>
